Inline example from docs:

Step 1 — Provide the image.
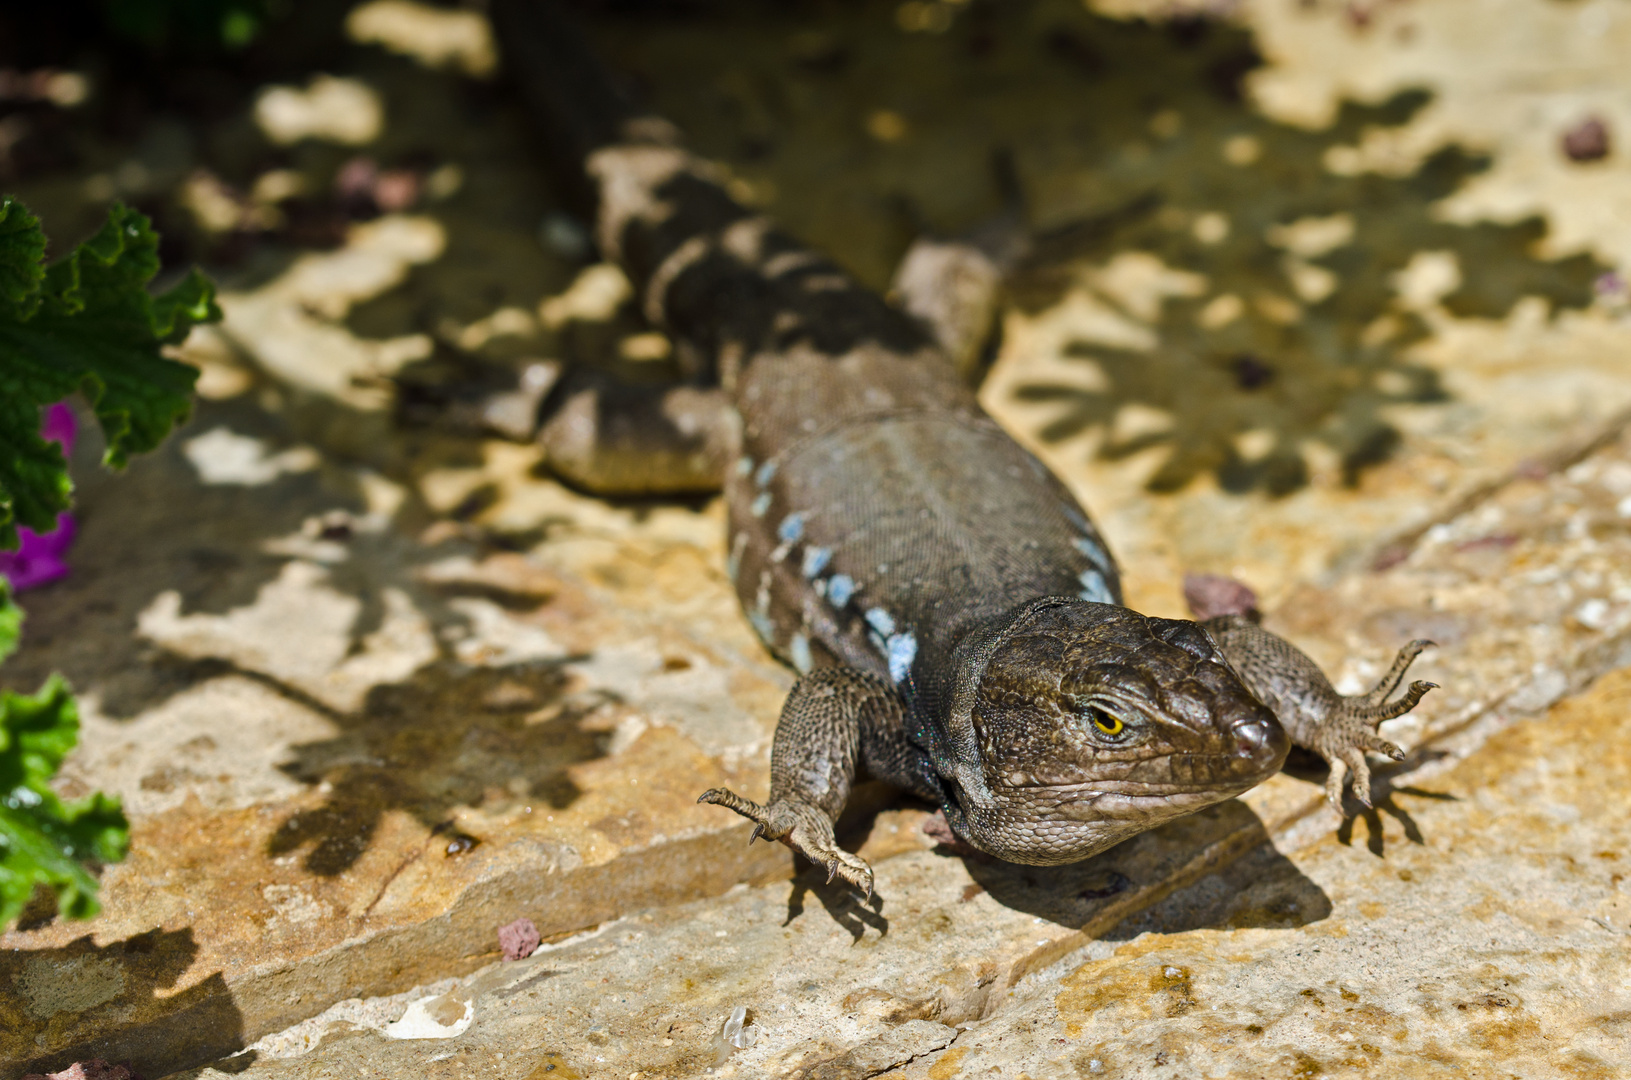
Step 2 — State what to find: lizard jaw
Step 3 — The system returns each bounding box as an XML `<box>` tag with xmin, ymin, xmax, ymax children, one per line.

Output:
<box><xmin>1045</xmin><ymin>783</ymin><xmax>1258</xmax><ymax>820</ymax></box>
<box><xmin>952</xmin><ymin>780</ymin><xmax>1256</xmax><ymax>866</ymax></box>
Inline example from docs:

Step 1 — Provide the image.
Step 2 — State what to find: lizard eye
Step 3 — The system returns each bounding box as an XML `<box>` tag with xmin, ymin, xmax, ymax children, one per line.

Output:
<box><xmin>1085</xmin><ymin>709</ymin><xmax>1126</xmax><ymax>739</ymax></box>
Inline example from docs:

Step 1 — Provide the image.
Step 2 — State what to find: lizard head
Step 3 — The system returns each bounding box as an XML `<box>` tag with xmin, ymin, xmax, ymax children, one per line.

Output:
<box><xmin>938</xmin><ymin>598</ymin><xmax>1288</xmax><ymax>866</ymax></box>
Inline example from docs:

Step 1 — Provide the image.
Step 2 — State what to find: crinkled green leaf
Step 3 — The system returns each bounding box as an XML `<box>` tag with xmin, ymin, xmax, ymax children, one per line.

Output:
<box><xmin>0</xmin><ymin>200</ymin><xmax>219</xmax><ymax>548</ymax></box>
<box><xmin>0</xmin><ymin>673</ymin><xmax>130</xmax><ymax>928</ymax></box>
<box><xmin>0</xmin><ymin>582</ymin><xmax>19</xmax><ymax>664</ymax></box>
<box><xmin>0</xmin><ymin>398</ymin><xmax>72</xmax><ymax>550</ymax></box>
<box><xmin>0</xmin><ymin>198</ymin><xmax>46</xmax><ymax>322</ymax></box>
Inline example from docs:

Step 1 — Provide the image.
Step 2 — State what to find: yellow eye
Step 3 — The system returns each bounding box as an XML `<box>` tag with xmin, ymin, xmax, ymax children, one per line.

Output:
<box><xmin>1092</xmin><ymin>713</ymin><xmax>1124</xmax><ymax>737</ymax></box>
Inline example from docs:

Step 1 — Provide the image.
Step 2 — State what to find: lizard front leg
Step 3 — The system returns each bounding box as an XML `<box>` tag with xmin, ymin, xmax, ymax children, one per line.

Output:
<box><xmin>699</xmin><ymin>666</ymin><xmax>932</xmax><ymax>896</ymax></box>
<box><xmin>1201</xmin><ymin>614</ymin><xmax>1437</xmax><ymax>812</ymax></box>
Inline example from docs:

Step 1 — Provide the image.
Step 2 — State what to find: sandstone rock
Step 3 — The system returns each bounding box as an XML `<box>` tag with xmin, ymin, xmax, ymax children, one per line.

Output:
<box><xmin>0</xmin><ymin>401</ymin><xmax>791</xmax><ymax>1076</ymax></box>
<box><xmin>175</xmin><ymin>665</ymin><xmax>1631</xmax><ymax>1078</ymax></box>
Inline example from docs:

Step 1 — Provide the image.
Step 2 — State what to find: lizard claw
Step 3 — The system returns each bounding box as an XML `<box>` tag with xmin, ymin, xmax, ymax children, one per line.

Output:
<box><xmin>1315</xmin><ymin>661</ymin><xmax>1438</xmax><ymax>815</ymax></box>
<box><xmin>1356</xmin><ymin>732</ymin><xmax>1405</xmax><ymax>761</ymax></box>
<box><xmin>698</xmin><ymin>786</ymin><xmax>876</xmax><ymax>896</ymax></box>
<box><xmin>819</xmin><ymin>849</ymin><xmax>875</xmax><ymax>899</ymax></box>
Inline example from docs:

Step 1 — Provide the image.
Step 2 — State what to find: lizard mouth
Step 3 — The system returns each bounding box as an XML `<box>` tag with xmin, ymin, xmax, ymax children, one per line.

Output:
<box><xmin>1001</xmin><ymin>778</ymin><xmax>1259</xmax><ymax>817</ymax></box>
<box><xmin>997</xmin><ymin>755</ymin><xmax>1269</xmax><ymax>790</ymax></box>
<box><xmin>957</xmin><ymin>780</ymin><xmax>1258</xmax><ymax>866</ymax></box>
<box><xmin>1044</xmin><ymin>783</ymin><xmax>1258</xmax><ymax>821</ymax></box>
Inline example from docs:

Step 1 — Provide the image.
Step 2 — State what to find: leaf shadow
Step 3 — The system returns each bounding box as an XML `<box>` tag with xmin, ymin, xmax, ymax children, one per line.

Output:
<box><xmin>0</xmin><ymin>927</ymin><xmax>252</xmax><ymax>1079</ymax></box>
<box><xmin>1001</xmin><ymin>29</ymin><xmax>1604</xmax><ymax>496</ymax></box>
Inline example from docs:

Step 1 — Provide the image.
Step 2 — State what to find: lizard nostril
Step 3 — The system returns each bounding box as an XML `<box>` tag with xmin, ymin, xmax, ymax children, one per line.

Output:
<box><xmin>1231</xmin><ymin>717</ymin><xmax>1285</xmax><ymax>767</ymax></box>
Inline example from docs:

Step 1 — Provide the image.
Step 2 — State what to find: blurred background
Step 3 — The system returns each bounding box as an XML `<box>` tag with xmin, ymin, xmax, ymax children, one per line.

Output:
<box><xmin>4</xmin><ymin>0</ymin><xmax>1623</xmax><ymax>516</ymax></box>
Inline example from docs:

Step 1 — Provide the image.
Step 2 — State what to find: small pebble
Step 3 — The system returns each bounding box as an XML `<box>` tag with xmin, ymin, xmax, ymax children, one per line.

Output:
<box><xmin>498</xmin><ymin>917</ymin><xmax>541</xmax><ymax>961</ymax></box>
<box><xmin>1562</xmin><ymin>116</ymin><xmax>1610</xmax><ymax>162</ymax></box>
<box><xmin>21</xmin><ymin>1062</ymin><xmax>142</xmax><ymax>1080</ymax></box>
<box><xmin>1183</xmin><ymin>572</ymin><xmax>1260</xmax><ymax>621</ymax></box>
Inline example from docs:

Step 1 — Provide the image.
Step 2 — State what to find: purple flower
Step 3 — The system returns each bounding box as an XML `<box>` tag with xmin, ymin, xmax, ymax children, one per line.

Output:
<box><xmin>41</xmin><ymin>402</ymin><xmax>77</xmax><ymax>455</ymax></box>
<box><xmin>1</xmin><ymin>404</ymin><xmax>79</xmax><ymax>592</ymax></box>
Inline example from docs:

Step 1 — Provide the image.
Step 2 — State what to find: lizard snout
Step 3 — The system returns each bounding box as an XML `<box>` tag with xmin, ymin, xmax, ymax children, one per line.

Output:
<box><xmin>1230</xmin><ymin>715</ymin><xmax>1289</xmax><ymax>775</ymax></box>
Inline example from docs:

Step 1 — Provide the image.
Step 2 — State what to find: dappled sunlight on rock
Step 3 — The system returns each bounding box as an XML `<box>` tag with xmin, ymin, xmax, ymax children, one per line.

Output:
<box><xmin>253</xmin><ymin>75</ymin><xmax>384</xmax><ymax>148</ymax></box>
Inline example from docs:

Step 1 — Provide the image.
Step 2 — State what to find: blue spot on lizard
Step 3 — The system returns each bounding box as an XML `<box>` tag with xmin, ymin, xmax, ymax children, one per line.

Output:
<box><xmin>886</xmin><ymin>631</ymin><xmax>917</xmax><ymax>684</ymax></box>
<box><xmin>801</xmin><ymin>546</ymin><xmax>832</xmax><ymax>579</ymax></box>
<box><xmin>1078</xmin><ymin>570</ymin><xmax>1115</xmax><ymax>604</ymax></box>
<box><xmin>828</xmin><ymin>574</ymin><xmax>855</xmax><ymax>608</ymax></box>
<box><xmin>865</xmin><ymin>607</ymin><xmax>896</xmax><ymax>637</ymax></box>
<box><xmin>790</xmin><ymin>633</ymin><xmax>813</xmax><ymax>674</ymax></box>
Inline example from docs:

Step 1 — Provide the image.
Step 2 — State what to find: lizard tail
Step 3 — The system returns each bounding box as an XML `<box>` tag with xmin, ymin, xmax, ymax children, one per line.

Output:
<box><xmin>488</xmin><ymin>0</ymin><xmax>677</xmax><ymax>210</ymax></box>
<box><xmin>489</xmin><ymin>0</ymin><xmax>932</xmax><ymax>388</ymax></box>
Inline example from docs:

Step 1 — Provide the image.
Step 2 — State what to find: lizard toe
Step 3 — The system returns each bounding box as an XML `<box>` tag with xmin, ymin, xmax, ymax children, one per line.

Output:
<box><xmin>1338</xmin><ymin>746</ymin><xmax>1374</xmax><ymax>809</ymax></box>
<box><xmin>698</xmin><ymin>787</ymin><xmax>787</xmax><ymax>840</ymax></box>
<box><xmin>1323</xmin><ymin>757</ymin><xmax>1346</xmax><ymax>814</ymax></box>
<box><xmin>815</xmin><ymin>848</ymin><xmax>875</xmax><ymax>898</ymax></box>
<box><xmin>1359</xmin><ymin>732</ymin><xmax>1405</xmax><ymax>760</ymax></box>
<box><xmin>777</xmin><ymin>805</ymin><xmax>875</xmax><ymax>897</ymax></box>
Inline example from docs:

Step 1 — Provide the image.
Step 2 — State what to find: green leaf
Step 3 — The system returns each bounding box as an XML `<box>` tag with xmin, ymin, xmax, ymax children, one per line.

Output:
<box><xmin>0</xmin><ymin>581</ymin><xmax>19</xmax><ymax>664</ymax></box>
<box><xmin>0</xmin><ymin>200</ymin><xmax>219</xmax><ymax>548</ymax></box>
<box><xmin>0</xmin><ymin>673</ymin><xmax>130</xmax><ymax>928</ymax></box>
<box><xmin>0</xmin><ymin>198</ymin><xmax>45</xmax><ymax>322</ymax></box>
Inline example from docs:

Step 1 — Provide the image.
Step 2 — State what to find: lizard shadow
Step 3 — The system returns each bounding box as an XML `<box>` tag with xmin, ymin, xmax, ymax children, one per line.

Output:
<box><xmin>783</xmin><ymin>864</ymin><xmax>890</xmax><ymax>943</ymax></box>
<box><xmin>955</xmin><ymin>797</ymin><xmax>1333</xmax><ymax>935</ymax></box>
<box><xmin>1338</xmin><ymin>785</ymin><xmax>1459</xmax><ymax>858</ymax></box>
<box><xmin>1283</xmin><ymin>744</ymin><xmax>1458</xmax><ymax>858</ymax></box>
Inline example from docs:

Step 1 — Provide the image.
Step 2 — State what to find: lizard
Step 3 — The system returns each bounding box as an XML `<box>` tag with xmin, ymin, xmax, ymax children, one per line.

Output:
<box><xmin>490</xmin><ymin>0</ymin><xmax>1437</xmax><ymax>894</ymax></box>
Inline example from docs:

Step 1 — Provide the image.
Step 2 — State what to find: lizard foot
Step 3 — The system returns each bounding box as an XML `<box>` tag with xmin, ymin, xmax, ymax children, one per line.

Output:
<box><xmin>698</xmin><ymin>787</ymin><xmax>875</xmax><ymax>896</ymax></box>
<box><xmin>1318</xmin><ymin>669</ymin><xmax>1438</xmax><ymax>813</ymax></box>
<box><xmin>1205</xmin><ymin>615</ymin><xmax>1441</xmax><ymax>816</ymax></box>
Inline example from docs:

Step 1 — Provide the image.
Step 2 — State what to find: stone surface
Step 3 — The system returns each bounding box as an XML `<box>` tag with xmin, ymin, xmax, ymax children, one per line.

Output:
<box><xmin>175</xmin><ymin>663</ymin><xmax>1631</xmax><ymax>1078</ymax></box>
<box><xmin>5</xmin><ymin>0</ymin><xmax>1631</xmax><ymax>1075</ymax></box>
<box><xmin>916</xmin><ymin>663</ymin><xmax>1631</xmax><ymax>1079</ymax></box>
<box><xmin>0</xmin><ymin>398</ymin><xmax>794</xmax><ymax>1075</ymax></box>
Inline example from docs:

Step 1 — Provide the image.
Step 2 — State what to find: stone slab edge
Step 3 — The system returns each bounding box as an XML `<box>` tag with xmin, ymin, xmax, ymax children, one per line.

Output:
<box><xmin>7</xmin><ymin>827</ymin><xmax>788</xmax><ymax>1078</ymax></box>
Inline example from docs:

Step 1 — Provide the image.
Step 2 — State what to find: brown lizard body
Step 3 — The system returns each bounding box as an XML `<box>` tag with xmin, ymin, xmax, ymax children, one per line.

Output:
<box><xmin>492</xmin><ymin>0</ymin><xmax>1435</xmax><ymax>892</ymax></box>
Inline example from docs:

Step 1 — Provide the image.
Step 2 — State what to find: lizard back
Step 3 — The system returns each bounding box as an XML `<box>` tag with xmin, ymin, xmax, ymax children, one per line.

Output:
<box><xmin>725</xmin><ymin>339</ymin><xmax>1122</xmax><ymax>702</ymax></box>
